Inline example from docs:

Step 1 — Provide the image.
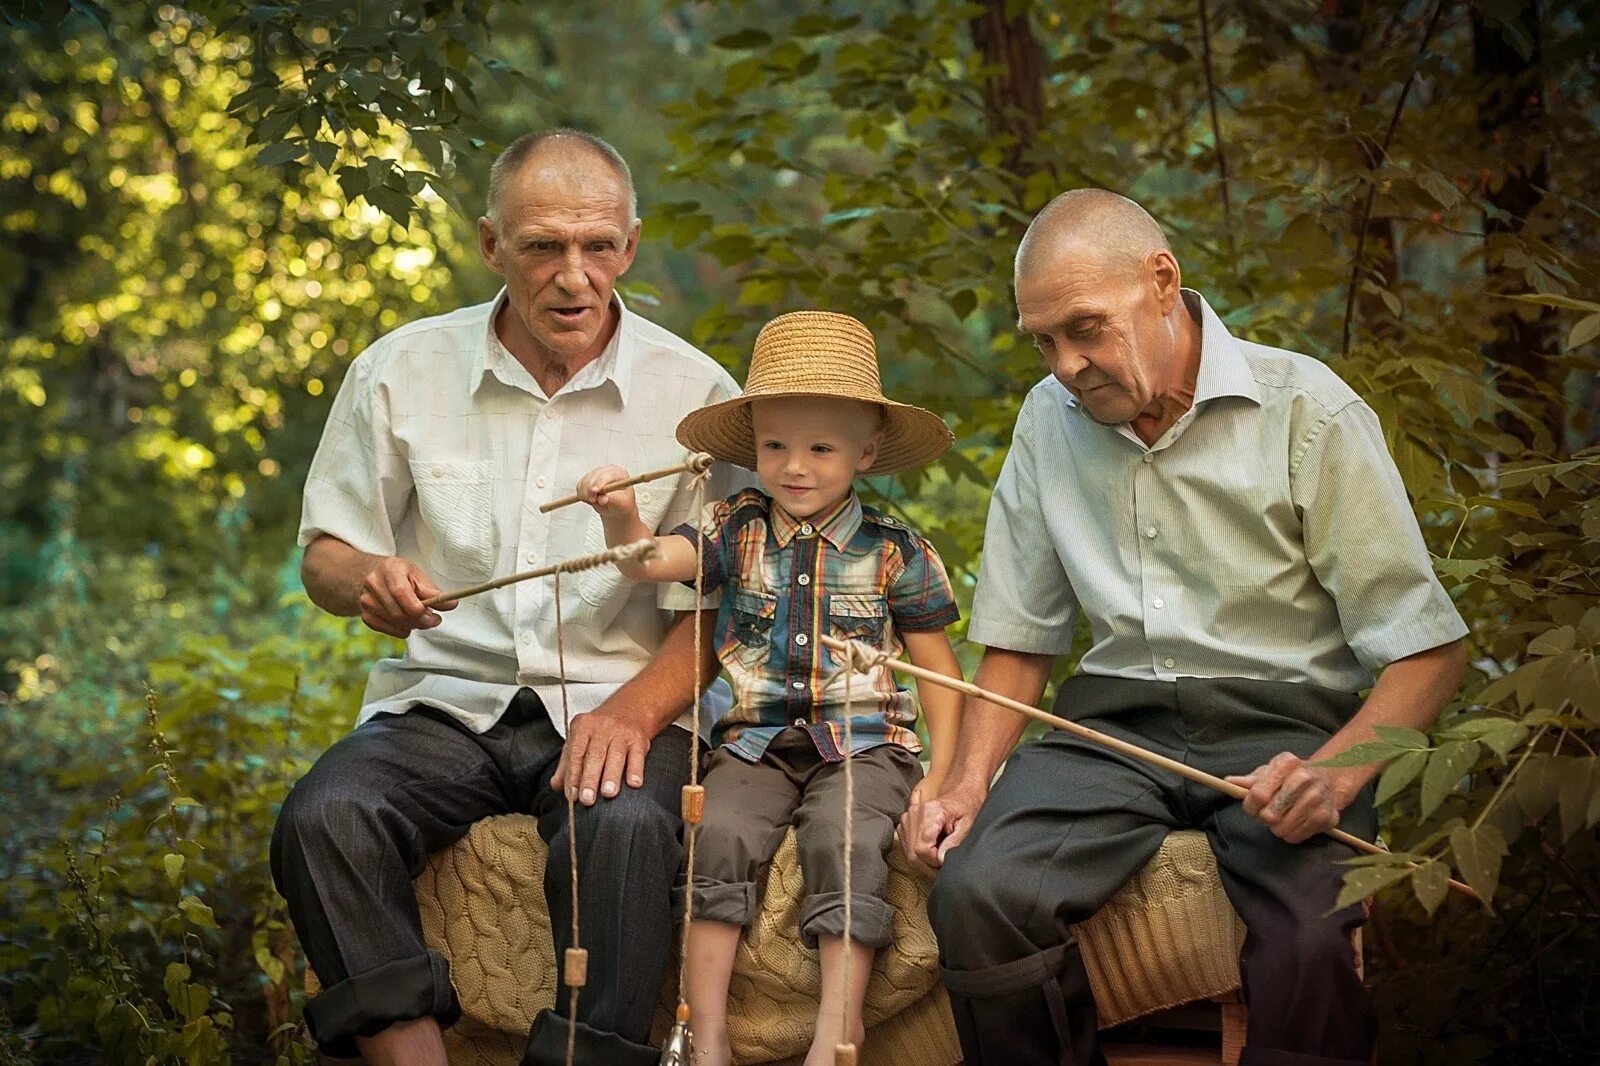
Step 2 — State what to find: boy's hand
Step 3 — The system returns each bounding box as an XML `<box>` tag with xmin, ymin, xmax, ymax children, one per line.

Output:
<box><xmin>909</xmin><ymin>767</ymin><xmax>947</xmax><ymax>808</ymax></box>
<box><xmin>576</xmin><ymin>465</ymin><xmax>637</xmax><ymax>521</ymax></box>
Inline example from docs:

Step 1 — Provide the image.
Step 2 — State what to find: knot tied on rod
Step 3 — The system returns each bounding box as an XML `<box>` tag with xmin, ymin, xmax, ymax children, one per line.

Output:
<box><xmin>539</xmin><ymin>452</ymin><xmax>716</xmax><ymax>513</ymax></box>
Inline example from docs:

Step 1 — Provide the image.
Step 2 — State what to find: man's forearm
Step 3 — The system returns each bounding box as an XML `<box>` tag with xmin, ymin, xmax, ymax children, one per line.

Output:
<box><xmin>301</xmin><ymin>534</ymin><xmax>383</xmax><ymax>616</ymax></box>
<box><xmin>949</xmin><ymin>647</ymin><xmax>1055</xmax><ymax>790</ymax></box>
<box><xmin>1314</xmin><ymin>639</ymin><xmax>1469</xmax><ymax>805</ymax></box>
<box><xmin>596</xmin><ymin>609</ymin><xmax>722</xmax><ymax>735</ymax></box>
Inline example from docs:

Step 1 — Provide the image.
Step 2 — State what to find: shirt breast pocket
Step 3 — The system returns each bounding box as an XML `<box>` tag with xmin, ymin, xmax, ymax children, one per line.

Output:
<box><xmin>577</xmin><ymin>484</ymin><xmax>672</xmax><ymax>607</ymax></box>
<box><xmin>407</xmin><ymin>458</ymin><xmax>497</xmax><ymax>581</ymax></box>
<box><xmin>722</xmin><ymin>586</ymin><xmax>777</xmax><ymax>671</ymax></box>
<box><xmin>827</xmin><ymin>593</ymin><xmax>888</xmax><ymax>649</ymax></box>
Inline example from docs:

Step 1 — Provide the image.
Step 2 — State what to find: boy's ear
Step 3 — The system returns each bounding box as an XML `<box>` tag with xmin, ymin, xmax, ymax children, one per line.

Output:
<box><xmin>856</xmin><ymin>431</ymin><xmax>884</xmax><ymax>473</ymax></box>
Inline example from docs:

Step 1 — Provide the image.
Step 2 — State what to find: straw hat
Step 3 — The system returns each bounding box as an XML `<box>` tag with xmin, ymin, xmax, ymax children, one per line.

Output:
<box><xmin>676</xmin><ymin>311</ymin><xmax>954</xmax><ymax>474</ymax></box>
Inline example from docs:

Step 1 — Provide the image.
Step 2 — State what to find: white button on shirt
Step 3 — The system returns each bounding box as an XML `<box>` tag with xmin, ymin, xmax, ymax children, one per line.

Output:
<box><xmin>299</xmin><ymin>290</ymin><xmax>750</xmax><ymax>734</ymax></box>
<box><xmin>967</xmin><ymin>290</ymin><xmax>1466</xmax><ymax>691</ymax></box>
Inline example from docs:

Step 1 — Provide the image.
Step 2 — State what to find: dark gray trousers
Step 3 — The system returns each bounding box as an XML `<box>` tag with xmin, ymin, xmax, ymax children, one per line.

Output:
<box><xmin>928</xmin><ymin>675</ymin><xmax>1378</xmax><ymax>1066</ymax></box>
<box><xmin>269</xmin><ymin>690</ymin><xmax>692</xmax><ymax>1066</ymax></box>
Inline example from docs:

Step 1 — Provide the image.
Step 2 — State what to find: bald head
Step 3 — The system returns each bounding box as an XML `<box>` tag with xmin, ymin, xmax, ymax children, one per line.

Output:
<box><xmin>1015</xmin><ymin>189</ymin><xmax>1171</xmax><ymax>282</ymax></box>
<box><xmin>485</xmin><ymin>128</ymin><xmax>636</xmax><ymax>230</ymax></box>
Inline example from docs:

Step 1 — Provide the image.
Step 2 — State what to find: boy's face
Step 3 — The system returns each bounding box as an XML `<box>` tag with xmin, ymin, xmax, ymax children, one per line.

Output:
<box><xmin>750</xmin><ymin>396</ymin><xmax>882</xmax><ymax>521</ymax></box>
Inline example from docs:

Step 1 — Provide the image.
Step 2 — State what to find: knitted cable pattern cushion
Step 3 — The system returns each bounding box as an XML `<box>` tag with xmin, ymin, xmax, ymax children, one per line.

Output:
<box><xmin>1072</xmin><ymin>829</ymin><xmax>1247</xmax><ymax>1028</ymax></box>
<box><xmin>402</xmin><ymin>814</ymin><xmax>949</xmax><ymax>1064</ymax></box>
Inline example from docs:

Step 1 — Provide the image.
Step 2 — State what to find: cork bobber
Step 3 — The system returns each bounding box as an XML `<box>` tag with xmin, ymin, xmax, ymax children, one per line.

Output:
<box><xmin>564</xmin><ymin>947</ymin><xmax>588</xmax><ymax>988</ymax></box>
<box><xmin>834</xmin><ymin>1042</ymin><xmax>858</xmax><ymax>1065</ymax></box>
<box><xmin>681</xmin><ymin>783</ymin><xmax>705</xmax><ymax>824</ymax></box>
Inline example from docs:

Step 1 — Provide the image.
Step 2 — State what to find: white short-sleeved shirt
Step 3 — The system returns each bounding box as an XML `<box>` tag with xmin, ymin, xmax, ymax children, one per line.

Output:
<box><xmin>967</xmin><ymin>290</ymin><xmax>1467</xmax><ymax>692</ymax></box>
<box><xmin>298</xmin><ymin>290</ymin><xmax>751</xmax><ymax>734</ymax></box>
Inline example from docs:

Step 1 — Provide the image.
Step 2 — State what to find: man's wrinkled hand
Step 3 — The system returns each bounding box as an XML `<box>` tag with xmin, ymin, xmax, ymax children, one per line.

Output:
<box><xmin>551</xmin><ymin>705</ymin><xmax>652</xmax><ymax>806</ymax></box>
<box><xmin>901</xmin><ymin>777</ymin><xmax>987</xmax><ymax>870</ymax></box>
<box><xmin>358</xmin><ymin>557</ymin><xmax>456</xmax><ymax>639</ymax></box>
<box><xmin>1225</xmin><ymin>751</ymin><xmax>1346</xmax><ymax>844</ymax></box>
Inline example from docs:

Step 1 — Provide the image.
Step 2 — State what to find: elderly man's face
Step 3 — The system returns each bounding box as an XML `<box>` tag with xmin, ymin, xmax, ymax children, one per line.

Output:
<box><xmin>1015</xmin><ymin>246</ymin><xmax>1181</xmax><ymax>425</ymax></box>
<box><xmin>479</xmin><ymin>152</ymin><xmax>640</xmax><ymax>359</ymax></box>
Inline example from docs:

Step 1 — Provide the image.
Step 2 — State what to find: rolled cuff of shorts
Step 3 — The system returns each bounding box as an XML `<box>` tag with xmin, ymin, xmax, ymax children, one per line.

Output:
<box><xmin>304</xmin><ymin>949</ymin><xmax>460</xmax><ymax>1059</ymax></box>
<box><xmin>798</xmin><ymin>891</ymin><xmax>894</xmax><ymax>950</ymax></box>
<box><xmin>672</xmin><ymin>875</ymin><xmax>758</xmax><ymax>927</ymax></box>
<box><xmin>523</xmin><ymin>1008</ymin><xmax>661</xmax><ymax>1066</ymax></box>
<box><xmin>1239</xmin><ymin>1047</ymin><xmax>1369</xmax><ymax>1066</ymax></box>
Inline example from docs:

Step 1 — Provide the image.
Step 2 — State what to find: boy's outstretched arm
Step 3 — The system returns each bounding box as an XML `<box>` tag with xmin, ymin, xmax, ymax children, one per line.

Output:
<box><xmin>576</xmin><ymin>465</ymin><xmax>699</xmax><ymax>584</ymax></box>
<box><xmin>901</xmin><ymin>628</ymin><xmax>963</xmax><ymax>804</ymax></box>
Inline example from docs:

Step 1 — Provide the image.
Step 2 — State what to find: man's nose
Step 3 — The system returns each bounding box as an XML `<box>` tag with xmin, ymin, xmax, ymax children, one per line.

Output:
<box><xmin>1053</xmin><ymin>348</ymin><xmax>1091</xmax><ymax>384</ymax></box>
<box><xmin>555</xmin><ymin>249</ymin><xmax>590</xmax><ymax>294</ymax></box>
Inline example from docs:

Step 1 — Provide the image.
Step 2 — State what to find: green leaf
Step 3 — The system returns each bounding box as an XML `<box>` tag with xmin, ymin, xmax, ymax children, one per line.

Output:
<box><xmin>254</xmin><ymin>945</ymin><xmax>286</xmax><ymax>985</ymax></box>
<box><xmin>1567</xmin><ymin>313</ymin><xmax>1600</xmax><ymax>350</ymax></box>
<box><xmin>1448</xmin><ymin>823</ymin><xmax>1507</xmax><ymax>902</ymax></box>
<box><xmin>1372</xmin><ymin>725</ymin><xmax>1430</xmax><ymax>750</ymax></box>
<box><xmin>713</xmin><ymin>29</ymin><xmax>773</xmax><ymax>50</ymax></box>
<box><xmin>1517</xmin><ymin>753</ymin><xmax>1563</xmax><ymax>822</ymax></box>
<box><xmin>1421</xmin><ymin>740</ymin><xmax>1479</xmax><ymax>818</ymax></box>
<box><xmin>1411</xmin><ymin>860</ymin><xmax>1451</xmax><ymax>915</ymax></box>
<box><xmin>1376</xmin><ymin>748</ymin><xmax>1428</xmax><ymax>803</ymax></box>
<box><xmin>1334</xmin><ymin>863</ymin><xmax>1412</xmax><ymax>911</ymax></box>
<box><xmin>256</xmin><ymin>141</ymin><xmax>306</xmax><ymax>167</ymax></box>
<box><xmin>1529</xmin><ymin>625</ymin><xmax>1576</xmax><ymax>656</ymax></box>
<box><xmin>163</xmin><ymin>962</ymin><xmax>190</xmax><ymax>1013</ymax></box>
<box><xmin>1443</xmin><ymin>717</ymin><xmax>1529</xmax><ymax>757</ymax></box>
<box><xmin>178</xmin><ymin>895</ymin><xmax>217</xmax><ymax>930</ymax></box>
<box><xmin>1557</xmin><ymin>757</ymin><xmax>1599</xmax><ymax>841</ymax></box>
<box><xmin>1317</xmin><ymin>739</ymin><xmax>1406</xmax><ymax>768</ymax></box>
<box><xmin>1571</xmin><ymin>657</ymin><xmax>1600</xmax><ymax>724</ymax></box>
<box><xmin>163</xmin><ymin>852</ymin><xmax>185</xmax><ymax>887</ymax></box>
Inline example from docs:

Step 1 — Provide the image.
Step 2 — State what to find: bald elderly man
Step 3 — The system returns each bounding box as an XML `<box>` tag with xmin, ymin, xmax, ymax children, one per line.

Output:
<box><xmin>273</xmin><ymin>129</ymin><xmax>744</xmax><ymax>1066</ymax></box>
<box><xmin>907</xmin><ymin>190</ymin><xmax>1467</xmax><ymax>1066</ymax></box>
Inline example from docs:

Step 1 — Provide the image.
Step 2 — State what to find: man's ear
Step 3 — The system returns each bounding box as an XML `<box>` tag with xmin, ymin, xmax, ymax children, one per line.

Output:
<box><xmin>478</xmin><ymin>217</ymin><xmax>504</xmax><ymax>275</ymax></box>
<box><xmin>1149</xmin><ymin>248</ymin><xmax>1182</xmax><ymax>314</ymax></box>
<box><xmin>617</xmin><ymin>218</ymin><xmax>642</xmax><ymax>276</ymax></box>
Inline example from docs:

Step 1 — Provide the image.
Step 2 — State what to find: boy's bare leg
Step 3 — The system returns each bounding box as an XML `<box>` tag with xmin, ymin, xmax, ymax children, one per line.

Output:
<box><xmin>685</xmin><ymin>919</ymin><xmax>742</xmax><ymax>1066</ymax></box>
<box><xmin>354</xmin><ymin>1016</ymin><xmax>448</xmax><ymax>1066</ymax></box>
<box><xmin>805</xmin><ymin>936</ymin><xmax>872</xmax><ymax>1066</ymax></box>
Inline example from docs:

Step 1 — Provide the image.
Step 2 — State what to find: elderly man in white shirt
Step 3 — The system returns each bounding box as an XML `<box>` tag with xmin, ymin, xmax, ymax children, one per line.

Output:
<box><xmin>905</xmin><ymin>190</ymin><xmax>1468</xmax><ymax>1066</ymax></box>
<box><xmin>271</xmin><ymin>129</ymin><xmax>744</xmax><ymax>1066</ymax></box>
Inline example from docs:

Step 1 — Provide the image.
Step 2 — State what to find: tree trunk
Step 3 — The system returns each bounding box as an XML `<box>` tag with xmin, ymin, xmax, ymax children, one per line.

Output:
<box><xmin>1473</xmin><ymin>3</ymin><xmax>1564</xmax><ymax>454</ymax></box>
<box><xmin>967</xmin><ymin>0</ymin><xmax>1044</xmax><ymax>178</ymax></box>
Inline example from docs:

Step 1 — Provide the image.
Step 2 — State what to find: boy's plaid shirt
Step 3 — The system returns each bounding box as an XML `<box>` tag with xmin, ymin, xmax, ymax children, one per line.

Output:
<box><xmin>671</xmin><ymin>488</ymin><xmax>959</xmax><ymax>763</ymax></box>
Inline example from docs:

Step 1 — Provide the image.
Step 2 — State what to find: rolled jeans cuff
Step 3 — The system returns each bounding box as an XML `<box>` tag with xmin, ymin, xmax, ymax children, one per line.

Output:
<box><xmin>798</xmin><ymin>891</ymin><xmax>894</xmax><ymax>950</ymax></box>
<box><xmin>673</xmin><ymin>876</ymin><xmax>758</xmax><ymax>927</ymax></box>
<box><xmin>304</xmin><ymin>949</ymin><xmax>460</xmax><ymax>1058</ymax></box>
<box><xmin>1240</xmin><ymin>1048</ymin><xmax>1370</xmax><ymax>1066</ymax></box>
<box><xmin>523</xmin><ymin>1007</ymin><xmax>661</xmax><ymax>1066</ymax></box>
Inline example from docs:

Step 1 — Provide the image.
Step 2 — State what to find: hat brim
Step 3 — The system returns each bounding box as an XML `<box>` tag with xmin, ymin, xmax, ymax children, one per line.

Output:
<box><xmin>677</xmin><ymin>392</ymin><xmax>954</xmax><ymax>475</ymax></box>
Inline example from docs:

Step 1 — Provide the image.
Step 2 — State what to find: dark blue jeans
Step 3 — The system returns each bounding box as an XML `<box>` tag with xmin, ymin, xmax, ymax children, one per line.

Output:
<box><xmin>269</xmin><ymin>690</ymin><xmax>691</xmax><ymax>1065</ymax></box>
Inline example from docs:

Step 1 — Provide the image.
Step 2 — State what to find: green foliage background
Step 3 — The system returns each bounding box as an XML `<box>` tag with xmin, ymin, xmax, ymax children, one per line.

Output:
<box><xmin>2</xmin><ymin>1</ymin><xmax>1598</xmax><ymax>1063</ymax></box>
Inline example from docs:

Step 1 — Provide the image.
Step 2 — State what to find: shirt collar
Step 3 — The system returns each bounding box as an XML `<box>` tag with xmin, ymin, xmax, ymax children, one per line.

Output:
<box><xmin>473</xmin><ymin>288</ymin><xmax>634</xmax><ymax>404</ymax></box>
<box><xmin>770</xmin><ymin>492</ymin><xmax>863</xmax><ymax>550</ymax></box>
<box><xmin>1060</xmin><ymin>288</ymin><xmax>1261</xmax><ymax>412</ymax></box>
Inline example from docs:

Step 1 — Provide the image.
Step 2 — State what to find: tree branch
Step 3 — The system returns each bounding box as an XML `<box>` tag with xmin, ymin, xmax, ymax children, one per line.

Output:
<box><xmin>1197</xmin><ymin>0</ymin><xmax>1235</xmax><ymax>258</ymax></box>
<box><xmin>1339</xmin><ymin>0</ymin><xmax>1450</xmax><ymax>358</ymax></box>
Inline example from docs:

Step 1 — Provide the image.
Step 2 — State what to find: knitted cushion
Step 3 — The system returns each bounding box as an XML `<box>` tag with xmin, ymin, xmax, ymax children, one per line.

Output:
<box><xmin>408</xmin><ymin>814</ymin><xmax>950</xmax><ymax>1064</ymax></box>
<box><xmin>1072</xmin><ymin>829</ymin><xmax>1247</xmax><ymax>1028</ymax></box>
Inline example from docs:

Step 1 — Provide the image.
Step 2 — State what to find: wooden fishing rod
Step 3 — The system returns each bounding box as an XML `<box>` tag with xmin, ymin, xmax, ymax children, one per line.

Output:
<box><xmin>820</xmin><ymin>634</ymin><xmax>1480</xmax><ymax>902</ymax></box>
<box><xmin>539</xmin><ymin>453</ymin><xmax>714</xmax><ymax>514</ymax></box>
<box><xmin>423</xmin><ymin>539</ymin><xmax>659</xmax><ymax>608</ymax></box>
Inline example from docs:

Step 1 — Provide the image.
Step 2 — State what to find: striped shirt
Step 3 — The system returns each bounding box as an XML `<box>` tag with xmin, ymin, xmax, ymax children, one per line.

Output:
<box><xmin>968</xmin><ymin>289</ymin><xmax>1466</xmax><ymax>690</ymax></box>
<box><xmin>673</xmin><ymin>489</ymin><xmax>960</xmax><ymax>762</ymax></box>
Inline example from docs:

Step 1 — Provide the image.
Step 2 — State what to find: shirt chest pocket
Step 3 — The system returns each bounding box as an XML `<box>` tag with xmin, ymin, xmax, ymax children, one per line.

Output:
<box><xmin>827</xmin><ymin>593</ymin><xmax>888</xmax><ymax>647</ymax></box>
<box><xmin>407</xmin><ymin>458</ymin><xmax>497</xmax><ymax>582</ymax></box>
<box><xmin>722</xmin><ymin>586</ymin><xmax>777</xmax><ymax>670</ymax></box>
<box><xmin>578</xmin><ymin>484</ymin><xmax>673</xmax><ymax>607</ymax></box>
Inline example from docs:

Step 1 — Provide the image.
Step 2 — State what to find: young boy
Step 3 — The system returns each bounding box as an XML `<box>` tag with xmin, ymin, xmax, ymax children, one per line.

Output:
<box><xmin>573</xmin><ymin>311</ymin><xmax>963</xmax><ymax>1066</ymax></box>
